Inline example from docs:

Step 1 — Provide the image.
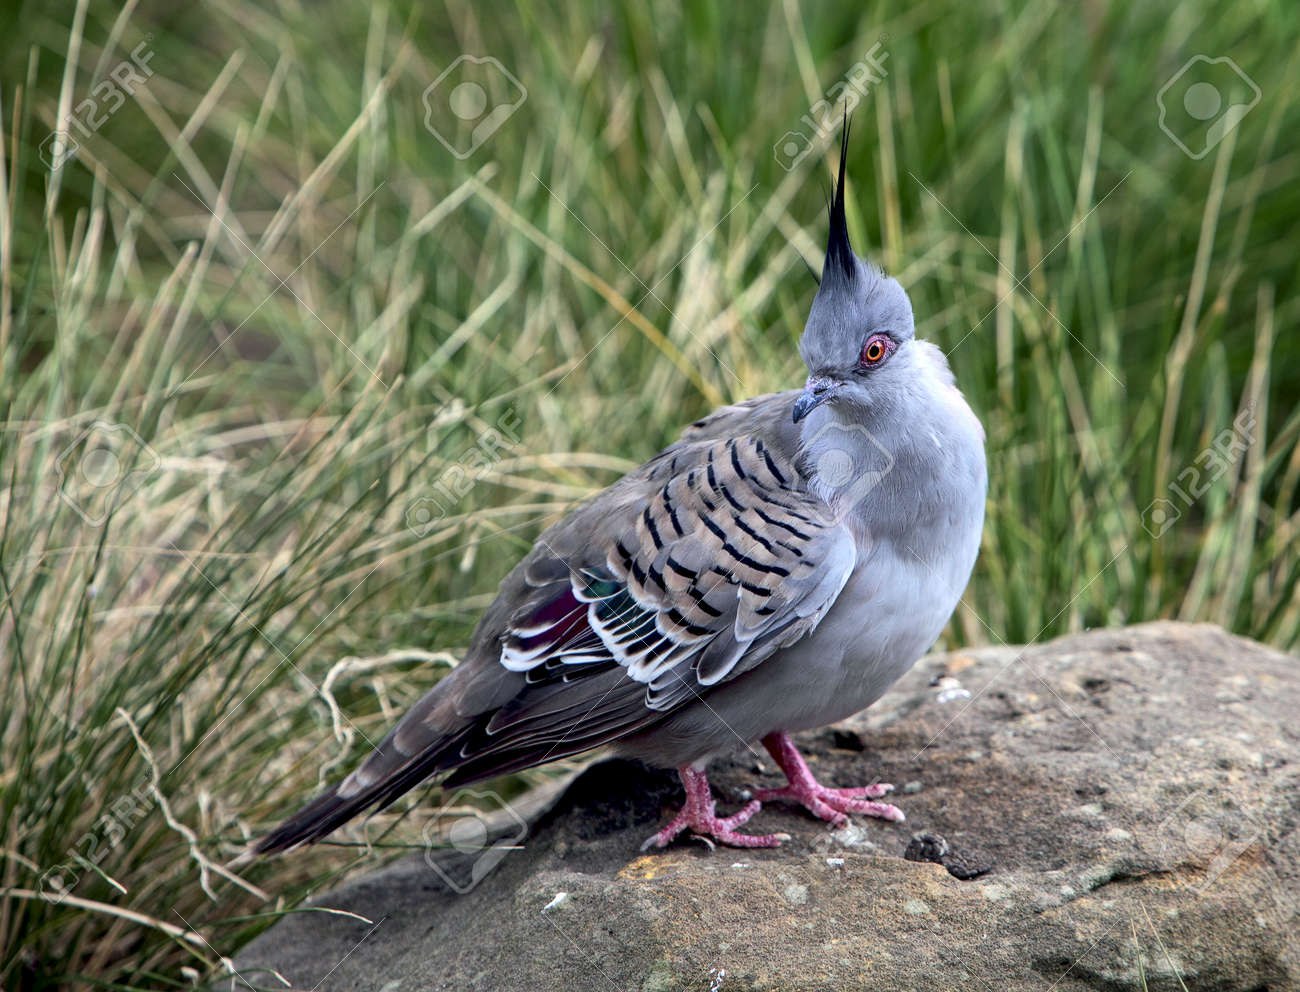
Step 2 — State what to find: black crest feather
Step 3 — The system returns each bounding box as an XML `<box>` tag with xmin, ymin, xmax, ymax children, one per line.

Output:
<box><xmin>824</xmin><ymin>113</ymin><xmax>855</xmax><ymax>282</ymax></box>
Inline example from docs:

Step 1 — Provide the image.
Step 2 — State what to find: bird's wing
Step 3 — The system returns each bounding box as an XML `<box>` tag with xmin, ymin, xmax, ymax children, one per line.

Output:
<box><xmin>499</xmin><ymin>434</ymin><xmax>853</xmax><ymax>708</ymax></box>
<box><xmin>257</xmin><ymin>393</ymin><xmax>856</xmax><ymax>850</ymax></box>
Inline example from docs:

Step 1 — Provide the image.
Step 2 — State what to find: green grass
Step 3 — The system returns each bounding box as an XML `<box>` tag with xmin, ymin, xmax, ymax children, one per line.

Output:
<box><xmin>2</xmin><ymin>0</ymin><xmax>1297</xmax><ymax>986</ymax></box>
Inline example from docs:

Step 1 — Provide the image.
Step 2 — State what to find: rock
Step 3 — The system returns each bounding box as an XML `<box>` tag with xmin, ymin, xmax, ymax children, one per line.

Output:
<box><xmin>234</xmin><ymin>622</ymin><xmax>1300</xmax><ymax>991</ymax></box>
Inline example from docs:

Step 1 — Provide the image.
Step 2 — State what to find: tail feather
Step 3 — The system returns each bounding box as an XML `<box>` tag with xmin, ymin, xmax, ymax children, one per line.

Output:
<box><xmin>253</xmin><ymin>656</ymin><xmax>659</xmax><ymax>855</ymax></box>
<box><xmin>255</xmin><ymin>738</ymin><xmax>459</xmax><ymax>854</ymax></box>
<box><xmin>253</xmin><ymin>785</ymin><xmax>361</xmax><ymax>854</ymax></box>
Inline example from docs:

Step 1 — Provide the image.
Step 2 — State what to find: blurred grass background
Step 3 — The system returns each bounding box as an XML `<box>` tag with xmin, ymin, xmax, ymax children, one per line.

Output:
<box><xmin>1</xmin><ymin>0</ymin><xmax>1297</xmax><ymax>986</ymax></box>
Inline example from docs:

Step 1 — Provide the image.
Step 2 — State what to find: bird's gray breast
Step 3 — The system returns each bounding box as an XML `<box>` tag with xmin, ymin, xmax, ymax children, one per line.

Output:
<box><xmin>737</xmin><ymin>525</ymin><xmax>977</xmax><ymax>734</ymax></box>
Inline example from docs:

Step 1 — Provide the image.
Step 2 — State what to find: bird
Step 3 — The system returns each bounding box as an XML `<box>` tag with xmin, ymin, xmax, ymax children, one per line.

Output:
<box><xmin>255</xmin><ymin>127</ymin><xmax>986</xmax><ymax>854</ymax></box>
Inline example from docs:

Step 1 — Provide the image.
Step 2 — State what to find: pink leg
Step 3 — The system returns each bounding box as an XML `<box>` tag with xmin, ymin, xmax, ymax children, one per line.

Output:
<box><xmin>642</xmin><ymin>766</ymin><xmax>789</xmax><ymax>850</ymax></box>
<box><xmin>753</xmin><ymin>732</ymin><xmax>905</xmax><ymax>827</ymax></box>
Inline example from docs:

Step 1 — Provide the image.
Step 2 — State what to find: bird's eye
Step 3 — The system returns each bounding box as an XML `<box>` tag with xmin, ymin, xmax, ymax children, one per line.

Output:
<box><xmin>859</xmin><ymin>334</ymin><xmax>891</xmax><ymax>368</ymax></box>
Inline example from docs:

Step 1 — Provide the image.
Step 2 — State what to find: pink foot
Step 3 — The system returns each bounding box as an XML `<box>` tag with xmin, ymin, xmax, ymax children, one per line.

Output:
<box><xmin>642</xmin><ymin>766</ymin><xmax>789</xmax><ymax>850</ymax></box>
<box><xmin>754</xmin><ymin>732</ymin><xmax>905</xmax><ymax>827</ymax></box>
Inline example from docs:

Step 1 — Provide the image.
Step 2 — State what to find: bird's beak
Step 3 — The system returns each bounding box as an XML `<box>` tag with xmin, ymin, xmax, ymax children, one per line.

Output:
<box><xmin>792</xmin><ymin>375</ymin><xmax>841</xmax><ymax>423</ymax></box>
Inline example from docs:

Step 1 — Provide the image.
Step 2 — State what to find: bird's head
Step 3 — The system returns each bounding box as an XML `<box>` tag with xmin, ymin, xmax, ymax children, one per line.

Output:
<box><xmin>794</xmin><ymin>127</ymin><xmax>917</xmax><ymax>424</ymax></box>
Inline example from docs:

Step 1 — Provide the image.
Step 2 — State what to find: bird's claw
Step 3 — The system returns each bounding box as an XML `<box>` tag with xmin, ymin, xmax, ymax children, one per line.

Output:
<box><xmin>754</xmin><ymin>780</ymin><xmax>904</xmax><ymax>826</ymax></box>
<box><xmin>642</xmin><ymin>797</ymin><xmax>788</xmax><ymax>850</ymax></box>
<box><xmin>756</xmin><ymin>732</ymin><xmax>906</xmax><ymax>828</ymax></box>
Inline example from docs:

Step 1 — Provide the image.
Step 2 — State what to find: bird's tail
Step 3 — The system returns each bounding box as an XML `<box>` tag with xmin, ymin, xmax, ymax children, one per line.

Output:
<box><xmin>253</xmin><ymin>646</ymin><xmax>651</xmax><ymax>854</ymax></box>
<box><xmin>252</xmin><ymin>784</ymin><xmax>360</xmax><ymax>854</ymax></box>
<box><xmin>253</xmin><ymin>723</ymin><xmax>468</xmax><ymax>854</ymax></box>
<box><xmin>254</xmin><ymin>757</ymin><xmax>453</xmax><ymax>854</ymax></box>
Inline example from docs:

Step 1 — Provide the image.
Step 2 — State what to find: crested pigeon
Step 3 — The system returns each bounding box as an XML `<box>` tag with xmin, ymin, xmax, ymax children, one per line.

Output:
<box><xmin>256</xmin><ymin>131</ymin><xmax>986</xmax><ymax>854</ymax></box>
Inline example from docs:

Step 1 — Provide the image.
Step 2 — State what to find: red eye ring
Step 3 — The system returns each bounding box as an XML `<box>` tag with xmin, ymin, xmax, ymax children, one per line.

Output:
<box><xmin>860</xmin><ymin>334</ymin><xmax>891</xmax><ymax>367</ymax></box>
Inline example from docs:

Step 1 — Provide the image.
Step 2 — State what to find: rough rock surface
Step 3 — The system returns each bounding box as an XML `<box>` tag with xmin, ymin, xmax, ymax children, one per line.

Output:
<box><xmin>236</xmin><ymin>622</ymin><xmax>1299</xmax><ymax>991</ymax></box>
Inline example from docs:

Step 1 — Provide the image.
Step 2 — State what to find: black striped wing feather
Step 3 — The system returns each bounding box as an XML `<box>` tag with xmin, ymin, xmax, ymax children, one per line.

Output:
<box><xmin>501</xmin><ymin>433</ymin><xmax>857</xmax><ymax>709</ymax></box>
